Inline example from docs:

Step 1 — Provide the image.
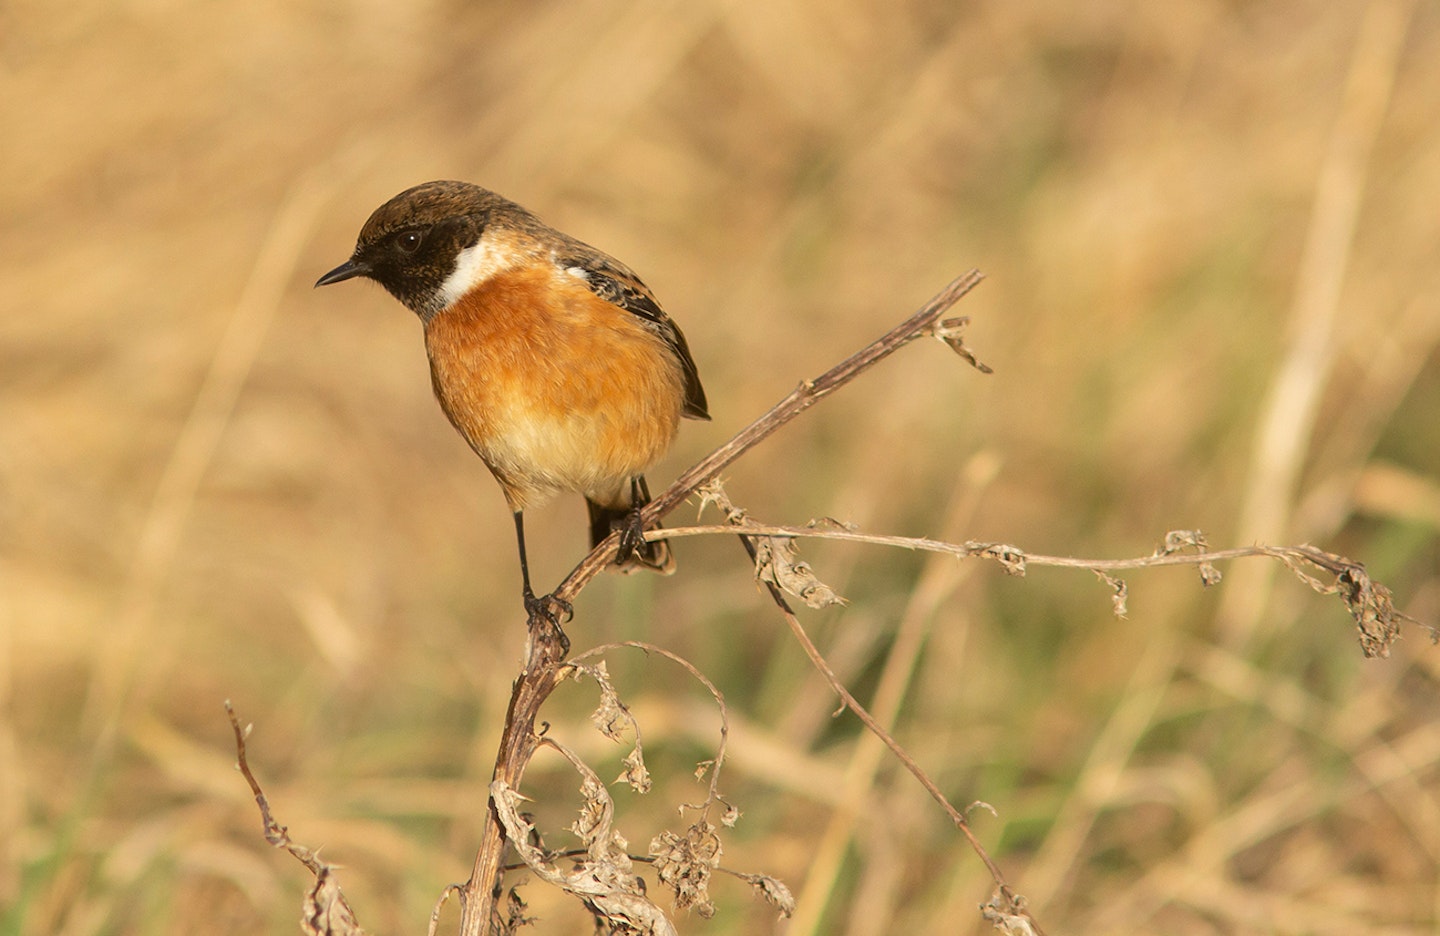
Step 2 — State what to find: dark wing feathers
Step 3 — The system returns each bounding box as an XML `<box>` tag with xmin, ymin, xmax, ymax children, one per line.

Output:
<box><xmin>558</xmin><ymin>249</ymin><xmax>710</xmax><ymax>421</ymax></box>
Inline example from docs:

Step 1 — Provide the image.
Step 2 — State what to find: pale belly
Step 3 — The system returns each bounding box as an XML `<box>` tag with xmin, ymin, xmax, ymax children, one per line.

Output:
<box><xmin>470</xmin><ymin>392</ymin><xmax>680</xmax><ymax>507</ymax></box>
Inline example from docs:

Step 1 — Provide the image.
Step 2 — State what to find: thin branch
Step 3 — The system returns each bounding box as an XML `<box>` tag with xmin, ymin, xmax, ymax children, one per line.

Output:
<box><xmin>647</xmin><ymin>521</ymin><xmax>1427</xmax><ymax>658</ymax></box>
<box><xmin>226</xmin><ymin>701</ymin><xmax>367</xmax><ymax>936</ymax></box>
<box><xmin>227</xmin><ymin>700</ymin><xmax>320</xmax><ymax>873</ymax></box>
<box><xmin>643</xmin><ymin>521</ymin><xmax>1362</xmax><ymax>572</ymax></box>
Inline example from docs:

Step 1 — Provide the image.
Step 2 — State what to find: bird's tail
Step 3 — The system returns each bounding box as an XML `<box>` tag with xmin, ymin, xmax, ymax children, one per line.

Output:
<box><xmin>586</xmin><ymin>475</ymin><xmax>675</xmax><ymax>575</ymax></box>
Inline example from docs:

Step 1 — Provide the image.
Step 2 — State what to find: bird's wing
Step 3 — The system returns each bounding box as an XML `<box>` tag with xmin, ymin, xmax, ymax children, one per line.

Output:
<box><xmin>556</xmin><ymin>246</ymin><xmax>710</xmax><ymax>420</ymax></box>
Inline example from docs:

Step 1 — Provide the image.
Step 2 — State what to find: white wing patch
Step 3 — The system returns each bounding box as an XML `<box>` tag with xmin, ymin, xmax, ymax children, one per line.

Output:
<box><xmin>439</xmin><ymin>235</ymin><xmax>522</xmax><ymax>307</ymax></box>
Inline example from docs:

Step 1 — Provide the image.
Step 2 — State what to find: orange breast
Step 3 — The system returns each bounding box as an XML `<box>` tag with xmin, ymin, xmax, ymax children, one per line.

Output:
<box><xmin>423</xmin><ymin>265</ymin><xmax>687</xmax><ymax>510</ymax></box>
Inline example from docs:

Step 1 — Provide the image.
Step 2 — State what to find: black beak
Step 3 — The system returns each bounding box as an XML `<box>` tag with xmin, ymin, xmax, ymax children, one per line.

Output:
<box><xmin>315</xmin><ymin>258</ymin><xmax>369</xmax><ymax>288</ymax></box>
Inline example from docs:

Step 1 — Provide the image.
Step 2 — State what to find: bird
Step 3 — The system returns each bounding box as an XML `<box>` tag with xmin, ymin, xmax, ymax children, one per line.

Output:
<box><xmin>316</xmin><ymin>181</ymin><xmax>709</xmax><ymax>624</ymax></box>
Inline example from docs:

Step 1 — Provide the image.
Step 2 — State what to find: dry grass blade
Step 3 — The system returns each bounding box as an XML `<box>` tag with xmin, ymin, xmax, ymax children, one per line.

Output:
<box><xmin>85</xmin><ymin>172</ymin><xmax>341</xmax><ymax>763</ymax></box>
<box><xmin>1221</xmin><ymin>0</ymin><xmax>1417</xmax><ymax>644</ymax></box>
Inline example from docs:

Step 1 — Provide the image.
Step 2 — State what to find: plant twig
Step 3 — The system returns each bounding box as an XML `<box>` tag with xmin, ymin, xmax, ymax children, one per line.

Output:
<box><xmin>226</xmin><ymin>701</ymin><xmax>367</xmax><ymax>936</ymax></box>
<box><xmin>646</xmin><ymin>522</ymin><xmax>1427</xmax><ymax>658</ymax></box>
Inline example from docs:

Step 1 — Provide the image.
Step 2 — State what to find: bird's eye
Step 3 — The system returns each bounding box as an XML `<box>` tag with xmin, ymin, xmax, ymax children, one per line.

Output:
<box><xmin>396</xmin><ymin>230</ymin><xmax>423</xmax><ymax>254</ymax></box>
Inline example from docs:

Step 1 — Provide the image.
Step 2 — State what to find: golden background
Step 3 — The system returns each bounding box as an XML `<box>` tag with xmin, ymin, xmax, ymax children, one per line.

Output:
<box><xmin>4</xmin><ymin>0</ymin><xmax>1439</xmax><ymax>933</ymax></box>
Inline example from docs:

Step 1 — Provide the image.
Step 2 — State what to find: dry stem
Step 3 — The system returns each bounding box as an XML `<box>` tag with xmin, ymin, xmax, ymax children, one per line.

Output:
<box><xmin>226</xmin><ymin>701</ymin><xmax>367</xmax><ymax>936</ymax></box>
<box><xmin>647</xmin><ymin>523</ymin><xmax>1427</xmax><ymax>658</ymax></box>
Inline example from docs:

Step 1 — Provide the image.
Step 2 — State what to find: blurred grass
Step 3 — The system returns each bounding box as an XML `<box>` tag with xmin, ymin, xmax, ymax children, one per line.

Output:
<box><xmin>3</xmin><ymin>0</ymin><xmax>1440</xmax><ymax>933</ymax></box>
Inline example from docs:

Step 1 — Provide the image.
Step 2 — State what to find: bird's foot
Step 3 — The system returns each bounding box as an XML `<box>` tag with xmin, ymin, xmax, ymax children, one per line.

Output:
<box><xmin>524</xmin><ymin>589</ymin><xmax>573</xmax><ymax>655</ymax></box>
<box><xmin>615</xmin><ymin>507</ymin><xmax>648</xmax><ymax>565</ymax></box>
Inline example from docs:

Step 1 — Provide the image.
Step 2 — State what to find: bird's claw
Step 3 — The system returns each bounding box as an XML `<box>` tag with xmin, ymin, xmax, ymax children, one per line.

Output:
<box><xmin>524</xmin><ymin>590</ymin><xmax>573</xmax><ymax>655</ymax></box>
<box><xmin>615</xmin><ymin>507</ymin><xmax>646</xmax><ymax>565</ymax></box>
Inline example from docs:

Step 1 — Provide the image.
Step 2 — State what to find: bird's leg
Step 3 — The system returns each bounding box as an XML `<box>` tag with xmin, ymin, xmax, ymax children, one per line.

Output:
<box><xmin>615</xmin><ymin>476</ymin><xmax>650</xmax><ymax>564</ymax></box>
<box><xmin>512</xmin><ymin>510</ymin><xmax>571</xmax><ymax>652</ymax></box>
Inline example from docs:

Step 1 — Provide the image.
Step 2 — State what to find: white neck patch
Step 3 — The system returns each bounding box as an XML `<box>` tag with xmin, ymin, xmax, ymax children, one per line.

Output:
<box><xmin>438</xmin><ymin>233</ymin><xmax>522</xmax><ymax>308</ymax></box>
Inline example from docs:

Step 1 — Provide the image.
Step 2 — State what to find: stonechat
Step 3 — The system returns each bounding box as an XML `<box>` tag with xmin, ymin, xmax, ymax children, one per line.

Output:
<box><xmin>316</xmin><ymin>181</ymin><xmax>709</xmax><ymax>622</ymax></box>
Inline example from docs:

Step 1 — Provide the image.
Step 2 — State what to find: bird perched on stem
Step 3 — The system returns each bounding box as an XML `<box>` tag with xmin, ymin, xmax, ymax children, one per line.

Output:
<box><xmin>317</xmin><ymin>181</ymin><xmax>709</xmax><ymax>627</ymax></box>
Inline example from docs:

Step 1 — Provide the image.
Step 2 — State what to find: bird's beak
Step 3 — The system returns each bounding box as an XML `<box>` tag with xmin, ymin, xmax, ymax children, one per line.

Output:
<box><xmin>315</xmin><ymin>258</ymin><xmax>369</xmax><ymax>288</ymax></box>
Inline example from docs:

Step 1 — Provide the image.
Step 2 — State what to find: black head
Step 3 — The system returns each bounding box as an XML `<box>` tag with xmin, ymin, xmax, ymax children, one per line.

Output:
<box><xmin>315</xmin><ymin>181</ymin><xmax>530</xmax><ymax>319</ymax></box>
